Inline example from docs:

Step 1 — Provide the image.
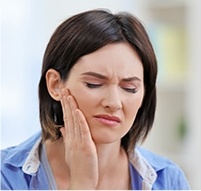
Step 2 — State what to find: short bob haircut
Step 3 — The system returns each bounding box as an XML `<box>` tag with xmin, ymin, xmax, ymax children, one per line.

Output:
<box><xmin>38</xmin><ymin>9</ymin><xmax>157</xmax><ymax>151</ymax></box>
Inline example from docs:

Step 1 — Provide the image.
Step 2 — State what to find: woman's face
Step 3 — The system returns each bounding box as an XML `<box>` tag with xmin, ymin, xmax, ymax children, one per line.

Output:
<box><xmin>64</xmin><ymin>43</ymin><xmax>144</xmax><ymax>145</ymax></box>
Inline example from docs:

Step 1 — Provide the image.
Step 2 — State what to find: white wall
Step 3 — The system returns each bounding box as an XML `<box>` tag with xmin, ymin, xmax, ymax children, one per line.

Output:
<box><xmin>184</xmin><ymin>0</ymin><xmax>201</xmax><ymax>188</ymax></box>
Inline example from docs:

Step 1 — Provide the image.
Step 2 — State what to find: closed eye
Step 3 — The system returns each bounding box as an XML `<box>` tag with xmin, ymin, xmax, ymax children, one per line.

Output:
<box><xmin>122</xmin><ymin>87</ymin><xmax>138</xmax><ymax>94</ymax></box>
<box><xmin>85</xmin><ymin>82</ymin><xmax>102</xmax><ymax>89</ymax></box>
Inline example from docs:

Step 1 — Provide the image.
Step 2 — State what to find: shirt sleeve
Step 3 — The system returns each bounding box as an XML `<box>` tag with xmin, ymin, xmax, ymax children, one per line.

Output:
<box><xmin>171</xmin><ymin>164</ymin><xmax>191</xmax><ymax>190</ymax></box>
<box><xmin>1</xmin><ymin>171</ymin><xmax>12</xmax><ymax>190</ymax></box>
<box><xmin>153</xmin><ymin>162</ymin><xmax>191</xmax><ymax>190</ymax></box>
<box><xmin>1</xmin><ymin>150</ymin><xmax>12</xmax><ymax>190</ymax></box>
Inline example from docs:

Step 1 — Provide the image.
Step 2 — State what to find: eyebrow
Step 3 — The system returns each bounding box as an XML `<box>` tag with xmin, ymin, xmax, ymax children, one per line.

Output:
<box><xmin>81</xmin><ymin>72</ymin><xmax>142</xmax><ymax>82</ymax></box>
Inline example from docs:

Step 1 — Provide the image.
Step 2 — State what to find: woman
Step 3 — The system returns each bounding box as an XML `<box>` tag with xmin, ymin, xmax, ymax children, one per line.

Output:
<box><xmin>1</xmin><ymin>9</ymin><xmax>190</xmax><ymax>190</ymax></box>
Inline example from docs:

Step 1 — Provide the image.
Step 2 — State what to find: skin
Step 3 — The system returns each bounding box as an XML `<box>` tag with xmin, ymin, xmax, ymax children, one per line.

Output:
<box><xmin>45</xmin><ymin>43</ymin><xmax>144</xmax><ymax>189</ymax></box>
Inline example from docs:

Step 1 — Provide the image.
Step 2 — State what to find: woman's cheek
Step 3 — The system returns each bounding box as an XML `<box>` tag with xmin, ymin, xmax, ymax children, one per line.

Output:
<box><xmin>70</xmin><ymin>87</ymin><xmax>98</xmax><ymax>111</ymax></box>
<box><xmin>126</xmin><ymin>96</ymin><xmax>143</xmax><ymax>119</ymax></box>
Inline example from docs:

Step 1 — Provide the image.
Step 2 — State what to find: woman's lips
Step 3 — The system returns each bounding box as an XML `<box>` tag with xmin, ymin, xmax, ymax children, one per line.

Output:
<box><xmin>94</xmin><ymin>114</ymin><xmax>121</xmax><ymax>126</ymax></box>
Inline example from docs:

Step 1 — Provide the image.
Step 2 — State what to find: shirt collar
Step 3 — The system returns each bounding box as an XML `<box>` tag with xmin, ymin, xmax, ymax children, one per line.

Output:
<box><xmin>22</xmin><ymin>136</ymin><xmax>42</xmax><ymax>174</ymax></box>
<box><xmin>136</xmin><ymin>147</ymin><xmax>172</xmax><ymax>171</ymax></box>
<box><xmin>3</xmin><ymin>131</ymin><xmax>170</xmax><ymax>189</ymax></box>
<box><xmin>129</xmin><ymin>148</ymin><xmax>157</xmax><ymax>190</ymax></box>
<box><xmin>3</xmin><ymin>131</ymin><xmax>42</xmax><ymax>172</ymax></box>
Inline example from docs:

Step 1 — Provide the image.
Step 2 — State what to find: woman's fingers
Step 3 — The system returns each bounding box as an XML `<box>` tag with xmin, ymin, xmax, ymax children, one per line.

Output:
<box><xmin>60</xmin><ymin>87</ymin><xmax>94</xmax><ymax>144</ymax></box>
<box><xmin>75</xmin><ymin>109</ymin><xmax>92</xmax><ymax>145</ymax></box>
<box><xmin>60</xmin><ymin>88</ymin><xmax>73</xmax><ymax>137</ymax></box>
<box><xmin>60</xmin><ymin>88</ymin><xmax>98</xmax><ymax>189</ymax></box>
<box><xmin>67</xmin><ymin>96</ymin><xmax>82</xmax><ymax>140</ymax></box>
<box><xmin>60</xmin><ymin>88</ymin><xmax>81</xmax><ymax>139</ymax></box>
<box><xmin>60</xmin><ymin>87</ymin><xmax>94</xmax><ymax>146</ymax></box>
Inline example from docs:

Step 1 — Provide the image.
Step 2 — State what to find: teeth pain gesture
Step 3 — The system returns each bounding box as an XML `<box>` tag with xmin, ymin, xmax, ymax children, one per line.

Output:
<box><xmin>60</xmin><ymin>89</ymin><xmax>98</xmax><ymax>189</ymax></box>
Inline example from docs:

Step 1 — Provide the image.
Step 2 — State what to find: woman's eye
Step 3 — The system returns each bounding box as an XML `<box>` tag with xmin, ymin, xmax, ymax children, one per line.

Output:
<box><xmin>123</xmin><ymin>87</ymin><xmax>137</xmax><ymax>94</ymax></box>
<box><xmin>85</xmin><ymin>83</ymin><xmax>102</xmax><ymax>89</ymax></box>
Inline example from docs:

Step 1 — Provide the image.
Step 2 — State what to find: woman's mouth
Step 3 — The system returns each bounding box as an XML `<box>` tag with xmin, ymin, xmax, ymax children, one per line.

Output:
<box><xmin>94</xmin><ymin>114</ymin><xmax>121</xmax><ymax>126</ymax></box>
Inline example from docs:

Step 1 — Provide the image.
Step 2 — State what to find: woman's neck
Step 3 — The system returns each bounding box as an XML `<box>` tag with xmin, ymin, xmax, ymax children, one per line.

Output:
<box><xmin>44</xmin><ymin>138</ymin><xmax>130</xmax><ymax>189</ymax></box>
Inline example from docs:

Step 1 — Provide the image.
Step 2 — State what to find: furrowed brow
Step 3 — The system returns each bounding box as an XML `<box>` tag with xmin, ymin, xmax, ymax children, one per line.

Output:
<box><xmin>81</xmin><ymin>72</ymin><xmax>142</xmax><ymax>82</ymax></box>
<box><xmin>81</xmin><ymin>72</ymin><xmax>108</xmax><ymax>79</ymax></box>
<box><xmin>122</xmin><ymin>76</ymin><xmax>142</xmax><ymax>82</ymax></box>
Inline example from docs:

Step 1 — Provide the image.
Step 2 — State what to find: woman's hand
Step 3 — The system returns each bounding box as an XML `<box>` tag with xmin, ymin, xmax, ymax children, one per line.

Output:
<box><xmin>60</xmin><ymin>88</ymin><xmax>98</xmax><ymax>189</ymax></box>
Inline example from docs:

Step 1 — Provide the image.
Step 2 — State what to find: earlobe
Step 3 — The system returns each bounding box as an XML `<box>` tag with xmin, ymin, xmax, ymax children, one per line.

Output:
<box><xmin>46</xmin><ymin>69</ymin><xmax>62</xmax><ymax>101</ymax></box>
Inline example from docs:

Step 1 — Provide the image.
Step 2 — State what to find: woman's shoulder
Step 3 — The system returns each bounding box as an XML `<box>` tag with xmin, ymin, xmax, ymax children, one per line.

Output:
<box><xmin>1</xmin><ymin>131</ymin><xmax>42</xmax><ymax>162</ymax></box>
<box><xmin>137</xmin><ymin>147</ymin><xmax>176</xmax><ymax>171</ymax></box>
<box><xmin>1</xmin><ymin>131</ymin><xmax>43</xmax><ymax>190</ymax></box>
<box><xmin>1</xmin><ymin>131</ymin><xmax>41</xmax><ymax>170</ymax></box>
<box><xmin>132</xmin><ymin>147</ymin><xmax>190</xmax><ymax>189</ymax></box>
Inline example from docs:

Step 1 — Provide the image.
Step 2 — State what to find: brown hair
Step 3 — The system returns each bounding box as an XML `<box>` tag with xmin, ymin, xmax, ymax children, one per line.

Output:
<box><xmin>38</xmin><ymin>9</ymin><xmax>157</xmax><ymax>151</ymax></box>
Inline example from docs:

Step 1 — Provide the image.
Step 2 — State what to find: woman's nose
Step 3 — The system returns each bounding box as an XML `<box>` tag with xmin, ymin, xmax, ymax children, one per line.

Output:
<box><xmin>101</xmin><ymin>87</ymin><xmax>122</xmax><ymax>112</ymax></box>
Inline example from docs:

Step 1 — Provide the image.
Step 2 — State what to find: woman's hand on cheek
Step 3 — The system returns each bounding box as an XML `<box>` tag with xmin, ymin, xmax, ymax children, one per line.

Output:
<box><xmin>60</xmin><ymin>88</ymin><xmax>98</xmax><ymax>189</ymax></box>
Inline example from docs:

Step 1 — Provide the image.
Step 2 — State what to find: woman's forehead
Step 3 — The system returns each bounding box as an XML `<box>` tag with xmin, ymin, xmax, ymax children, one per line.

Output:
<box><xmin>71</xmin><ymin>43</ymin><xmax>143</xmax><ymax>77</ymax></box>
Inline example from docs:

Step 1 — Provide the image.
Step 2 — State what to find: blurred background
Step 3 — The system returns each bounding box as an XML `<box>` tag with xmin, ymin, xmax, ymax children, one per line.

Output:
<box><xmin>1</xmin><ymin>0</ymin><xmax>201</xmax><ymax>189</ymax></box>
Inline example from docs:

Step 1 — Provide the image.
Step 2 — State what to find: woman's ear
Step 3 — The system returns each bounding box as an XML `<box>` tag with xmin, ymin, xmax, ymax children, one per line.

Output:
<box><xmin>46</xmin><ymin>69</ymin><xmax>62</xmax><ymax>101</ymax></box>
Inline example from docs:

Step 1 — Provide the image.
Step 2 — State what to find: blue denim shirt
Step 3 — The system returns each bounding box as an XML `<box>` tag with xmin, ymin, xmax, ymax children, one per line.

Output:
<box><xmin>1</xmin><ymin>131</ymin><xmax>190</xmax><ymax>190</ymax></box>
